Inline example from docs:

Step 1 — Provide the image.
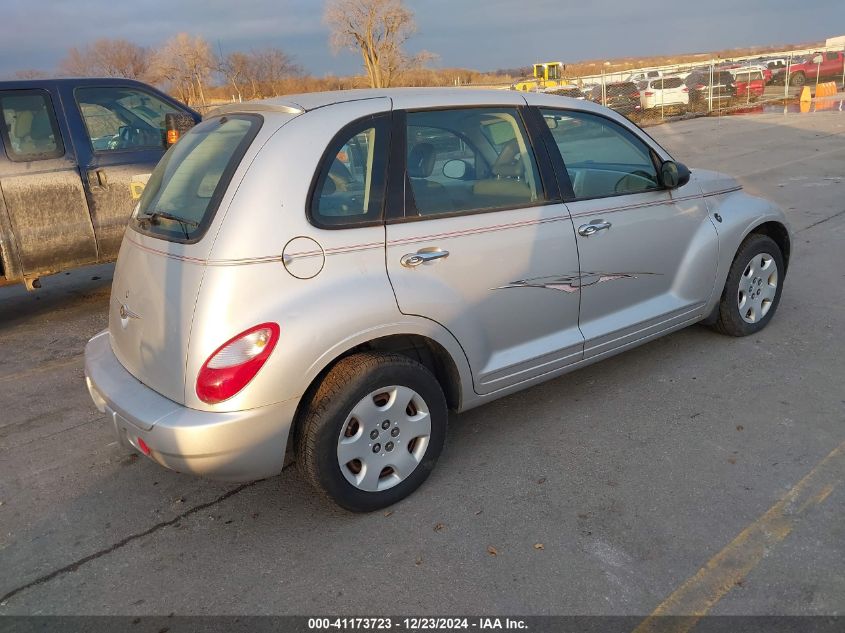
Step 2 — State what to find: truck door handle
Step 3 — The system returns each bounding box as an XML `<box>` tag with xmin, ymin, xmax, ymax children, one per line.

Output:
<box><xmin>578</xmin><ymin>220</ymin><xmax>612</xmax><ymax>237</ymax></box>
<box><xmin>87</xmin><ymin>169</ymin><xmax>108</xmax><ymax>188</ymax></box>
<box><xmin>400</xmin><ymin>249</ymin><xmax>450</xmax><ymax>268</ymax></box>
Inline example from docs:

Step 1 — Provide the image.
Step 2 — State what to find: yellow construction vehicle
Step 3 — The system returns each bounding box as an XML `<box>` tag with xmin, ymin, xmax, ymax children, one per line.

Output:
<box><xmin>512</xmin><ymin>62</ymin><xmax>568</xmax><ymax>92</ymax></box>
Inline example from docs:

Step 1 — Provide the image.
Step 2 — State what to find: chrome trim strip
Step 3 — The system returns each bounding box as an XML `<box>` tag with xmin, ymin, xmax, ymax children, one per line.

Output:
<box><xmin>124</xmin><ymin>187</ymin><xmax>742</xmax><ymax>266</ymax></box>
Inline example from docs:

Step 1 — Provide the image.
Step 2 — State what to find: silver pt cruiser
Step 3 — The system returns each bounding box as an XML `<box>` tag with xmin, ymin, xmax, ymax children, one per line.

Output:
<box><xmin>85</xmin><ymin>89</ymin><xmax>790</xmax><ymax>511</ymax></box>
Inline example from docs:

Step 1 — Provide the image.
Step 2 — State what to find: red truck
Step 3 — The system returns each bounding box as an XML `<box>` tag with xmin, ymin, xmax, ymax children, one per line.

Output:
<box><xmin>785</xmin><ymin>51</ymin><xmax>845</xmax><ymax>86</ymax></box>
<box><xmin>733</xmin><ymin>69</ymin><xmax>766</xmax><ymax>98</ymax></box>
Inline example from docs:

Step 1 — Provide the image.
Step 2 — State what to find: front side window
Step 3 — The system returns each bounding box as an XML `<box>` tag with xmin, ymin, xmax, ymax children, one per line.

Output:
<box><xmin>405</xmin><ymin>108</ymin><xmax>543</xmax><ymax>218</ymax></box>
<box><xmin>541</xmin><ymin>109</ymin><xmax>660</xmax><ymax>199</ymax></box>
<box><xmin>310</xmin><ymin>114</ymin><xmax>390</xmax><ymax>228</ymax></box>
<box><xmin>0</xmin><ymin>90</ymin><xmax>64</xmax><ymax>161</ymax></box>
<box><xmin>75</xmin><ymin>86</ymin><xmax>183</xmax><ymax>152</ymax></box>
<box><xmin>133</xmin><ymin>114</ymin><xmax>261</xmax><ymax>242</ymax></box>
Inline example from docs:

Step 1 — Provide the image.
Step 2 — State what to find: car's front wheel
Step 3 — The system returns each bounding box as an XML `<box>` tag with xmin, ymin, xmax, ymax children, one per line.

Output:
<box><xmin>713</xmin><ymin>234</ymin><xmax>785</xmax><ymax>337</ymax></box>
<box><xmin>297</xmin><ymin>352</ymin><xmax>448</xmax><ymax>512</ymax></box>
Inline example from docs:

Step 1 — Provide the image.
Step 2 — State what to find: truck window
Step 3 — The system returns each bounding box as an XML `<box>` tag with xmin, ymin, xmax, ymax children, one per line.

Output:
<box><xmin>0</xmin><ymin>90</ymin><xmax>64</xmax><ymax>162</ymax></box>
<box><xmin>75</xmin><ymin>86</ymin><xmax>183</xmax><ymax>152</ymax></box>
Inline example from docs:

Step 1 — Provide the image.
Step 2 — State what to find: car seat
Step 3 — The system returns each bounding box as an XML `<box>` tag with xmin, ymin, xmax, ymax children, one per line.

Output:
<box><xmin>472</xmin><ymin>139</ymin><xmax>533</xmax><ymax>202</ymax></box>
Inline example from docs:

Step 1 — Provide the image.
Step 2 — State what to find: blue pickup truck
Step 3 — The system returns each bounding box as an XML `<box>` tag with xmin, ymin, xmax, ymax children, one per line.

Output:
<box><xmin>0</xmin><ymin>78</ymin><xmax>199</xmax><ymax>289</ymax></box>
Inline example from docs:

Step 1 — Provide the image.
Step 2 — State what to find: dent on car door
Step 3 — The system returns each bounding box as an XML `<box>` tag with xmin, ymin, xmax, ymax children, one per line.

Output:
<box><xmin>72</xmin><ymin>85</ymin><xmax>191</xmax><ymax>261</ymax></box>
<box><xmin>0</xmin><ymin>88</ymin><xmax>97</xmax><ymax>280</ymax></box>
<box><xmin>384</xmin><ymin>107</ymin><xmax>583</xmax><ymax>395</ymax></box>
<box><xmin>538</xmin><ymin>108</ymin><xmax>718</xmax><ymax>358</ymax></box>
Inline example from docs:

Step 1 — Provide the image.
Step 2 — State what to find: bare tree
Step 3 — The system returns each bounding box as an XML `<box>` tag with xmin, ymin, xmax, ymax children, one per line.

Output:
<box><xmin>59</xmin><ymin>39</ymin><xmax>148</xmax><ymax>79</ymax></box>
<box><xmin>149</xmin><ymin>34</ymin><xmax>214</xmax><ymax>106</ymax></box>
<box><xmin>218</xmin><ymin>51</ymin><xmax>252</xmax><ymax>101</ymax></box>
<box><xmin>253</xmin><ymin>48</ymin><xmax>302</xmax><ymax>96</ymax></box>
<box><xmin>324</xmin><ymin>0</ymin><xmax>418</xmax><ymax>88</ymax></box>
<box><xmin>218</xmin><ymin>47</ymin><xmax>300</xmax><ymax>100</ymax></box>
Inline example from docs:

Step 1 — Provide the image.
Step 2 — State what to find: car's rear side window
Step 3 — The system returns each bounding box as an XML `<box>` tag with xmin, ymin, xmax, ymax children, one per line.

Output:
<box><xmin>309</xmin><ymin>113</ymin><xmax>390</xmax><ymax>228</ymax></box>
<box><xmin>132</xmin><ymin>114</ymin><xmax>261</xmax><ymax>243</ymax></box>
<box><xmin>0</xmin><ymin>90</ymin><xmax>64</xmax><ymax>162</ymax></box>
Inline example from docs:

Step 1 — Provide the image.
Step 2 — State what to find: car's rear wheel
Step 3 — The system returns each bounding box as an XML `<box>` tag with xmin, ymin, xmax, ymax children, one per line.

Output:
<box><xmin>297</xmin><ymin>352</ymin><xmax>447</xmax><ymax>512</ymax></box>
<box><xmin>713</xmin><ymin>234</ymin><xmax>784</xmax><ymax>337</ymax></box>
<box><xmin>790</xmin><ymin>72</ymin><xmax>806</xmax><ymax>87</ymax></box>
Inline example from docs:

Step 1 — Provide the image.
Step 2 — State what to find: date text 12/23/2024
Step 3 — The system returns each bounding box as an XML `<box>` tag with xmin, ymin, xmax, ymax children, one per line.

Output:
<box><xmin>307</xmin><ymin>618</ymin><xmax>528</xmax><ymax>630</ymax></box>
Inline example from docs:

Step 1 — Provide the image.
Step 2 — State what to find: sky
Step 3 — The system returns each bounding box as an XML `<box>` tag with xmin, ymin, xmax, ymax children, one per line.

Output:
<box><xmin>1</xmin><ymin>0</ymin><xmax>843</xmax><ymax>79</ymax></box>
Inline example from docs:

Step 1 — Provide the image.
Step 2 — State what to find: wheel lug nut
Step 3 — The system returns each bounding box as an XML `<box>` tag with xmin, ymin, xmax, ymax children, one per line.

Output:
<box><xmin>391</xmin><ymin>427</ymin><xmax>400</xmax><ymax>437</ymax></box>
<box><xmin>381</xmin><ymin>420</ymin><xmax>390</xmax><ymax>430</ymax></box>
<box><xmin>372</xmin><ymin>443</ymin><xmax>381</xmax><ymax>453</ymax></box>
<box><xmin>385</xmin><ymin>441</ymin><xmax>394</xmax><ymax>452</ymax></box>
<box><xmin>370</xmin><ymin>430</ymin><xmax>379</xmax><ymax>440</ymax></box>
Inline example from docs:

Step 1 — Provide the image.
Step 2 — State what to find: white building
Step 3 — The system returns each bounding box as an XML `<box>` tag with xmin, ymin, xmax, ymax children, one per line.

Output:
<box><xmin>825</xmin><ymin>35</ymin><xmax>845</xmax><ymax>48</ymax></box>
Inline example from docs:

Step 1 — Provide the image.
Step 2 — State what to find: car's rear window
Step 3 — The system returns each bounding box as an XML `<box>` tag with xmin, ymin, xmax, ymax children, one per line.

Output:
<box><xmin>607</xmin><ymin>83</ymin><xmax>638</xmax><ymax>96</ymax></box>
<box><xmin>132</xmin><ymin>114</ymin><xmax>261</xmax><ymax>243</ymax></box>
<box><xmin>651</xmin><ymin>78</ymin><xmax>684</xmax><ymax>89</ymax></box>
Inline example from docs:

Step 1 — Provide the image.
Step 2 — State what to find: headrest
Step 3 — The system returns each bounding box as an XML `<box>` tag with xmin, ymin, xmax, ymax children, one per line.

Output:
<box><xmin>14</xmin><ymin>110</ymin><xmax>33</xmax><ymax>138</ymax></box>
<box><xmin>408</xmin><ymin>143</ymin><xmax>436</xmax><ymax>178</ymax></box>
<box><xmin>492</xmin><ymin>139</ymin><xmax>525</xmax><ymax>179</ymax></box>
<box><xmin>29</xmin><ymin>110</ymin><xmax>52</xmax><ymax>140</ymax></box>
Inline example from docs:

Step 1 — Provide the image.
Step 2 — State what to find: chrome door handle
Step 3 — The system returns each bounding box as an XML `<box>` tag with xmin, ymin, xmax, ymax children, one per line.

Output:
<box><xmin>400</xmin><ymin>249</ymin><xmax>450</xmax><ymax>268</ymax></box>
<box><xmin>578</xmin><ymin>220</ymin><xmax>612</xmax><ymax>237</ymax></box>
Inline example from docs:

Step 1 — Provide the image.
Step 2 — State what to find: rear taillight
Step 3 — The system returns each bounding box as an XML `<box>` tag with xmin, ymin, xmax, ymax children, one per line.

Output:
<box><xmin>682</xmin><ymin>87</ymin><xmax>689</xmax><ymax>92</ymax></box>
<box><xmin>644</xmin><ymin>91</ymin><xmax>654</xmax><ymax>96</ymax></box>
<box><xmin>695</xmin><ymin>84</ymin><xmax>705</xmax><ymax>90</ymax></box>
<box><xmin>196</xmin><ymin>323</ymin><xmax>280</xmax><ymax>404</ymax></box>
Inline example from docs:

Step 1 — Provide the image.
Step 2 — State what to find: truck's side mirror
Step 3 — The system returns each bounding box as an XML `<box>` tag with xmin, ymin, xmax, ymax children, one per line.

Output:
<box><xmin>660</xmin><ymin>160</ymin><xmax>691</xmax><ymax>189</ymax></box>
<box><xmin>164</xmin><ymin>112</ymin><xmax>197</xmax><ymax>147</ymax></box>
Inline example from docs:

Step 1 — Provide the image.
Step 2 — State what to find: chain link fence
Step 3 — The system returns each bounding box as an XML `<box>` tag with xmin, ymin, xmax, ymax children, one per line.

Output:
<box><xmin>523</xmin><ymin>44</ymin><xmax>845</xmax><ymax>124</ymax></box>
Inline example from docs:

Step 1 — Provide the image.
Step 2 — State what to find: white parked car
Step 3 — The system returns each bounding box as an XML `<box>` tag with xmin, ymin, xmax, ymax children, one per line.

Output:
<box><xmin>626</xmin><ymin>70</ymin><xmax>662</xmax><ymax>84</ymax></box>
<box><xmin>84</xmin><ymin>88</ymin><xmax>790</xmax><ymax>511</ymax></box>
<box><xmin>640</xmin><ymin>77</ymin><xmax>690</xmax><ymax>109</ymax></box>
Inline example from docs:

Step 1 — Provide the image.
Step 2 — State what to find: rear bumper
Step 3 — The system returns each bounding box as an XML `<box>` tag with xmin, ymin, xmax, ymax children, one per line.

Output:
<box><xmin>84</xmin><ymin>330</ymin><xmax>297</xmax><ymax>482</ymax></box>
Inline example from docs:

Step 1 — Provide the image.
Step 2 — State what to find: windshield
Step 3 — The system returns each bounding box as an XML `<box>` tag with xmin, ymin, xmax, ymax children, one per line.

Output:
<box><xmin>132</xmin><ymin>114</ymin><xmax>261</xmax><ymax>242</ymax></box>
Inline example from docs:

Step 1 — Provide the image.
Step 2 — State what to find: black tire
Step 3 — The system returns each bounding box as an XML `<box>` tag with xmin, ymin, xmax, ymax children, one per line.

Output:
<box><xmin>712</xmin><ymin>234</ymin><xmax>785</xmax><ymax>337</ymax></box>
<box><xmin>790</xmin><ymin>72</ymin><xmax>806</xmax><ymax>87</ymax></box>
<box><xmin>296</xmin><ymin>352</ymin><xmax>448</xmax><ymax>512</ymax></box>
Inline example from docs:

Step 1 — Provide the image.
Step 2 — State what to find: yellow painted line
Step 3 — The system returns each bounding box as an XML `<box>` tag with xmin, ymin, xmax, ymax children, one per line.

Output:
<box><xmin>0</xmin><ymin>354</ymin><xmax>83</xmax><ymax>384</ymax></box>
<box><xmin>633</xmin><ymin>439</ymin><xmax>845</xmax><ymax>633</ymax></box>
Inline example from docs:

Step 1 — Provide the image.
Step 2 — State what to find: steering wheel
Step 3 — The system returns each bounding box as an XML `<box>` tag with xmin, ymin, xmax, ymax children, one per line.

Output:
<box><xmin>614</xmin><ymin>170</ymin><xmax>656</xmax><ymax>194</ymax></box>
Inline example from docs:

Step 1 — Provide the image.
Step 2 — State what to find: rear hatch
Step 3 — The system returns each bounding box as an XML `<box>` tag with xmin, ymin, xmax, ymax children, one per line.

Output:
<box><xmin>108</xmin><ymin>114</ymin><xmax>265</xmax><ymax>405</ymax></box>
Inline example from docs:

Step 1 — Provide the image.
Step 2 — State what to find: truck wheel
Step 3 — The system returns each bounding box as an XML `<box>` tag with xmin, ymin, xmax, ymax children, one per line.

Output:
<box><xmin>790</xmin><ymin>72</ymin><xmax>806</xmax><ymax>87</ymax></box>
<box><xmin>297</xmin><ymin>352</ymin><xmax>448</xmax><ymax>512</ymax></box>
<box><xmin>712</xmin><ymin>234</ymin><xmax>784</xmax><ymax>337</ymax></box>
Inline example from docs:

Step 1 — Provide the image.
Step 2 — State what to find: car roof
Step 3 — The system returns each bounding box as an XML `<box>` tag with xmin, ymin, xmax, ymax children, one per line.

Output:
<box><xmin>0</xmin><ymin>77</ymin><xmax>158</xmax><ymax>90</ymax></box>
<box><xmin>216</xmin><ymin>86</ymin><xmax>624</xmax><ymax>119</ymax></box>
<box><xmin>218</xmin><ymin>87</ymin><xmax>530</xmax><ymax>114</ymax></box>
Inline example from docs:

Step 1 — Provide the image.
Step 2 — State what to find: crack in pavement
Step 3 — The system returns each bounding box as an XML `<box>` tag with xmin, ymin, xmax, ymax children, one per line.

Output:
<box><xmin>798</xmin><ymin>208</ymin><xmax>845</xmax><ymax>233</ymax></box>
<box><xmin>0</xmin><ymin>479</ymin><xmax>262</xmax><ymax>606</ymax></box>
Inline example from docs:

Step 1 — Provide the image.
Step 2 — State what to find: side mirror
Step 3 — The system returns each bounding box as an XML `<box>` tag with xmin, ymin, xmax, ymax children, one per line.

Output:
<box><xmin>660</xmin><ymin>160</ymin><xmax>691</xmax><ymax>189</ymax></box>
<box><xmin>443</xmin><ymin>159</ymin><xmax>468</xmax><ymax>180</ymax></box>
<box><xmin>165</xmin><ymin>112</ymin><xmax>198</xmax><ymax>147</ymax></box>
